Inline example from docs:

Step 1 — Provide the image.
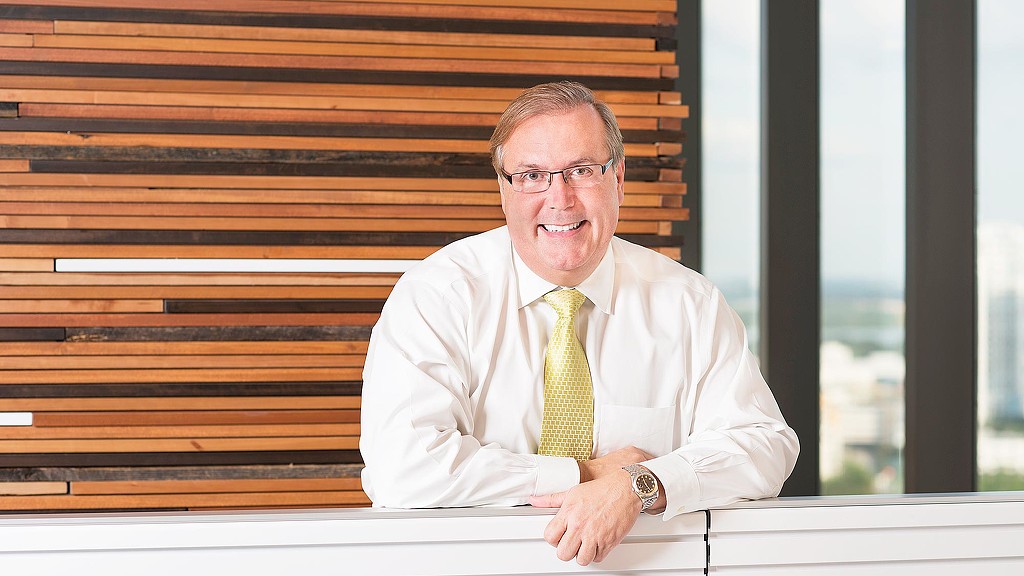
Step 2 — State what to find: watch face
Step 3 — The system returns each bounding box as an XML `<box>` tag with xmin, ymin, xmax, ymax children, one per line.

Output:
<box><xmin>635</xmin><ymin>473</ymin><xmax>657</xmax><ymax>495</ymax></box>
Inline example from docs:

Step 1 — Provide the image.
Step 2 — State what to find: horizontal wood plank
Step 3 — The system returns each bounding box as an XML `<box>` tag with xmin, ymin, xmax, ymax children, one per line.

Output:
<box><xmin>0</xmin><ymin>481</ymin><xmax>67</xmax><ymax>495</ymax></box>
<box><xmin>0</xmin><ymin>436</ymin><xmax>359</xmax><ymax>453</ymax></box>
<box><xmin>5</xmin><ymin>423</ymin><xmax>359</xmax><ymax>439</ymax></box>
<box><xmin>0</xmin><ymin>341</ymin><xmax>369</xmax><ymax>356</ymax></box>
<box><xmin>70</xmin><ymin>476</ymin><xmax>362</xmax><ymax>495</ymax></box>
<box><xmin>0</xmin><ymin>397</ymin><xmax>361</xmax><ymax>410</ymax></box>
<box><xmin>0</xmin><ymin>490</ymin><xmax>369</xmax><ymax>510</ymax></box>
<box><xmin>0</xmin><ymin>353</ymin><xmax>366</xmax><ymax>370</ymax></box>
<box><xmin>32</xmin><ymin>409</ymin><xmax>360</xmax><ymax>427</ymax></box>
<box><xmin>0</xmin><ymin>366</ymin><xmax>364</xmax><ymax>383</ymax></box>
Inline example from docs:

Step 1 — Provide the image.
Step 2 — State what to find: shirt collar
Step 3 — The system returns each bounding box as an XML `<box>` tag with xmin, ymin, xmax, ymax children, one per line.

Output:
<box><xmin>510</xmin><ymin>239</ymin><xmax>615</xmax><ymax>315</ymax></box>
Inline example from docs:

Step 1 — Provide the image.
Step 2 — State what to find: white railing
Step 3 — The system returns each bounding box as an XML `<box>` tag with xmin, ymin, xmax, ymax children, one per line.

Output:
<box><xmin>2</xmin><ymin>492</ymin><xmax>1022</xmax><ymax>575</ymax></box>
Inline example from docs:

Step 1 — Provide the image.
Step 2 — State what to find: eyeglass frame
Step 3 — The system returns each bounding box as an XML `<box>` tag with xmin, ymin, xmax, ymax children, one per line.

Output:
<box><xmin>500</xmin><ymin>157</ymin><xmax>615</xmax><ymax>194</ymax></box>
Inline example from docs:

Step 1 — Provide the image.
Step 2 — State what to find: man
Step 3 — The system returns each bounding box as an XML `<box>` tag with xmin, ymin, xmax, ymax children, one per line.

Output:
<box><xmin>359</xmin><ymin>81</ymin><xmax>799</xmax><ymax>566</ymax></box>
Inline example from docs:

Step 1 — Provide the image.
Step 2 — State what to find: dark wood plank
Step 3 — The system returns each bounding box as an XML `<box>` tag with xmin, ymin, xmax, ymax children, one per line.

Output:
<box><xmin>0</xmin><ymin>61</ymin><xmax>677</xmax><ymax>91</ymax></box>
<box><xmin>0</xmin><ymin>328</ymin><xmax>65</xmax><ymax>342</ymax></box>
<box><xmin>65</xmin><ymin>326</ymin><xmax>373</xmax><ymax>342</ymax></box>
<box><xmin>0</xmin><ymin>118</ymin><xmax>684</xmax><ymax>144</ymax></box>
<box><xmin>0</xmin><ymin>228</ymin><xmax>684</xmax><ymax>248</ymax></box>
<box><xmin>0</xmin><ymin>463</ymin><xmax>362</xmax><ymax>482</ymax></box>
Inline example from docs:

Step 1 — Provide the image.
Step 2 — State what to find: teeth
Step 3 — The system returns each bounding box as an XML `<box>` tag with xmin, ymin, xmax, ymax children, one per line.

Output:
<box><xmin>543</xmin><ymin>221</ymin><xmax>582</xmax><ymax>232</ymax></box>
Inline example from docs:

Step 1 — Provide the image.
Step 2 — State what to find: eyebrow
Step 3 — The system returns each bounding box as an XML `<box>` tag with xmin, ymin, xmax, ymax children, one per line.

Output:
<box><xmin>509</xmin><ymin>157</ymin><xmax>600</xmax><ymax>172</ymax></box>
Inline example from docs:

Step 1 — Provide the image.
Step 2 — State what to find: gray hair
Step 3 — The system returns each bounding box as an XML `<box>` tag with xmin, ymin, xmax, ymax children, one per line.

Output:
<box><xmin>489</xmin><ymin>81</ymin><xmax>625</xmax><ymax>175</ymax></box>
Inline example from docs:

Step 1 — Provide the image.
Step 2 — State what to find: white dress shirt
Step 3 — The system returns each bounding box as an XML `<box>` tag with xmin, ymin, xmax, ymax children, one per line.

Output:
<box><xmin>359</xmin><ymin>226</ymin><xmax>799</xmax><ymax>519</ymax></box>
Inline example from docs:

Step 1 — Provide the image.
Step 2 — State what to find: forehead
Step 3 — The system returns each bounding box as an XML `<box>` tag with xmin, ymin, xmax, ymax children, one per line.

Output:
<box><xmin>501</xmin><ymin>106</ymin><xmax>607</xmax><ymax>168</ymax></box>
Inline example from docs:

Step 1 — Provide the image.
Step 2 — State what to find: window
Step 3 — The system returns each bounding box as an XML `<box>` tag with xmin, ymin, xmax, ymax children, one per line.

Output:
<box><xmin>819</xmin><ymin>0</ymin><xmax>905</xmax><ymax>495</ymax></box>
<box><xmin>977</xmin><ymin>0</ymin><xmax>1024</xmax><ymax>491</ymax></box>
<box><xmin>702</xmin><ymin>0</ymin><xmax>761</xmax><ymax>352</ymax></box>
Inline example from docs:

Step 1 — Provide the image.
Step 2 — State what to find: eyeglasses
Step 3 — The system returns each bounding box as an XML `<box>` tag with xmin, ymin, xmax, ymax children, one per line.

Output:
<box><xmin>501</xmin><ymin>158</ymin><xmax>614</xmax><ymax>194</ymax></box>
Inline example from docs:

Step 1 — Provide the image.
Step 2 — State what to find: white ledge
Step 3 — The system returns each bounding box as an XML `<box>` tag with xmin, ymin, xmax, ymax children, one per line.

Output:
<box><xmin>1</xmin><ymin>493</ymin><xmax>1023</xmax><ymax>575</ymax></box>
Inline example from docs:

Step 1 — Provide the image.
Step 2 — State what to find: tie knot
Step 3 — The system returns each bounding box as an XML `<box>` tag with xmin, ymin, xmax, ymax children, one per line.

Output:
<box><xmin>543</xmin><ymin>288</ymin><xmax>586</xmax><ymax>318</ymax></box>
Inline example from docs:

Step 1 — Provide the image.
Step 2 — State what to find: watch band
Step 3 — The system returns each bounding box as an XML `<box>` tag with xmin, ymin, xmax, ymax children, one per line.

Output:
<box><xmin>622</xmin><ymin>464</ymin><xmax>659</xmax><ymax>512</ymax></box>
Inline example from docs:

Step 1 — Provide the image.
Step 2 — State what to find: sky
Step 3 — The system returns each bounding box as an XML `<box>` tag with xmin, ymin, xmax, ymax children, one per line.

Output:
<box><xmin>700</xmin><ymin>0</ymin><xmax>1024</xmax><ymax>291</ymax></box>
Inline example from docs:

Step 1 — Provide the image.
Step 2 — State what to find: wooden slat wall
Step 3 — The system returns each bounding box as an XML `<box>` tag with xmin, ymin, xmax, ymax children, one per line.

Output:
<box><xmin>0</xmin><ymin>0</ymin><xmax>687</xmax><ymax>512</ymax></box>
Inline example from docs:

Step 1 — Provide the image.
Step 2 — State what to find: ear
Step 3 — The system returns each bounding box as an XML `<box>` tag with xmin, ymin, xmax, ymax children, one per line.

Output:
<box><xmin>615</xmin><ymin>158</ymin><xmax>626</xmax><ymax>205</ymax></box>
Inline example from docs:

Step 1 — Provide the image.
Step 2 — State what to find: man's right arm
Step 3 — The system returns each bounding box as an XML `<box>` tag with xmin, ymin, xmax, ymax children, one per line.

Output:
<box><xmin>358</xmin><ymin>278</ymin><xmax>580</xmax><ymax>508</ymax></box>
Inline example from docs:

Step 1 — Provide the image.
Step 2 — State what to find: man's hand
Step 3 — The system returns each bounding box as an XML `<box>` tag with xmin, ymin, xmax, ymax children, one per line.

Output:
<box><xmin>578</xmin><ymin>446</ymin><xmax>654</xmax><ymax>482</ymax></box>
<box><xmin>529</xmin><ymin>471</ymin><xmax>641</xmax><ymax>566</ymax></box>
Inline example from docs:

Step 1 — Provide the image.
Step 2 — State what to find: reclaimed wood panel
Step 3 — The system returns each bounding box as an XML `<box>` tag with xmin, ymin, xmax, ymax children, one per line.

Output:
<box><xmin>0</xmin><ymin>0</ymin><xmax>686</xmax><ymax>512</ymax></box>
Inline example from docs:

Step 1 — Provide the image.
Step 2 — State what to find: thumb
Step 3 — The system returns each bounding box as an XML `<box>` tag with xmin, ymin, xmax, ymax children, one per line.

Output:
<box><xmin>529</xmin><ymin>491</ymin><xmax>567</xmax><ymax>508</ymax></box>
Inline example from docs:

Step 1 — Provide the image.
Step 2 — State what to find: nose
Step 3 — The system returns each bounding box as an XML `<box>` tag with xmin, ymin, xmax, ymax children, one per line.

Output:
<box><xmin>545</xmin><ymin>173</ymin><xmax>576</xmax><ymax>210</ymax></box>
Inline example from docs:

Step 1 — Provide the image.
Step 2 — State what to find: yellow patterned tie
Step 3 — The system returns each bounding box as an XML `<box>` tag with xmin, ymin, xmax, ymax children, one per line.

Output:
<box><xmin>538</xmin><ymin>288</ymin><xmax>593</xmax><ymax>461</ymax></box>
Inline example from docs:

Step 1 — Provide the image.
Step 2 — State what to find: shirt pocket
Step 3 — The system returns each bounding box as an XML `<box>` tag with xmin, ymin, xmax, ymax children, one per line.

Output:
<box><xmin>596</xmin><ymin>404</ymin><xmax>677</xmax><ymax>458</ymax></box>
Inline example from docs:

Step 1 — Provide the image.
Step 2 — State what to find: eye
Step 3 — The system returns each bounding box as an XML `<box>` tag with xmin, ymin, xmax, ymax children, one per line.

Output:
<box><xmin>520</xmin><ymin>171</ymin><xmax>546</xmax><ymax>182</ymax></box>
<box><xmin>568</xmin><ymin>165</ymin><xmax>595</xmax><ymax>178</ymax></box>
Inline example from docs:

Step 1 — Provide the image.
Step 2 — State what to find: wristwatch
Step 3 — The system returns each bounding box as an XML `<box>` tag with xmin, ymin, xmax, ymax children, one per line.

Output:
<box><xmin>622</xmin><ymin>464</ymin><xmax>659</xmax><ymax>512</ymax></box>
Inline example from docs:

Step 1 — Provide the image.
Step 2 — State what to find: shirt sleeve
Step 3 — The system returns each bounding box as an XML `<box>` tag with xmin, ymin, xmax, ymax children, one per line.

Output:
<box><xmin>358</xmin><ymin>276</ymin><xmax>580</xmax><ymax>508</ymax></box>
<box><xmin>643</xmin><ymin>287</ymin><xmax>800</xmax><ymax>519</ymax></box>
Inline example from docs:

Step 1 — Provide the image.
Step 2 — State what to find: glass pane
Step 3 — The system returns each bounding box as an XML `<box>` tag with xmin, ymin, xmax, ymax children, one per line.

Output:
<box><xmin>820</xmin><ymin>0</ymin><xmax>905</xmax><ymax>495</ymax></box>
<box><xmin>977</xmin><ymin>0</ymin><xmax>1024</xmax><ymax>491</ymax></box>
<box><xmin>701</xmin><ymin>0</ymin><xmax>760</xmax><ymax>353</ymax></box>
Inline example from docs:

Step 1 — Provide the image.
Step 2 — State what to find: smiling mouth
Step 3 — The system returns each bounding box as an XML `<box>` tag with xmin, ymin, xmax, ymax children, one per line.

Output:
<box><xmin>541</xmin><ymin>221</ymin><xmax>583</xmax><ymax>233</ymax></box>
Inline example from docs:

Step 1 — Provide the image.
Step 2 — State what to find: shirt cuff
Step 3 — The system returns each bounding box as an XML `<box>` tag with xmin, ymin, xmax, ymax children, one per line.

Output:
<box><xmin>643</xmin><ymin>452</ymin><xmax>701</xmax><ymax>520</ymax></box>
<box><xmin>532</xmin><ymin>455</ymin><xmax>581</xmax><ymax>496</ymax></box>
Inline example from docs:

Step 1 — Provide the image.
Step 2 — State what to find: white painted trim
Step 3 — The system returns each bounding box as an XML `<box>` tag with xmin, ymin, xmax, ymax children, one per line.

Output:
<box><xmin>55</xmin><ymin>259</ymin><xmax>418</xmax><ymax>274</ymax></box>
<box><xmin>0</xmin><ymin>412</ymin><xmax>32</xmax><ymax>426</ymax></box>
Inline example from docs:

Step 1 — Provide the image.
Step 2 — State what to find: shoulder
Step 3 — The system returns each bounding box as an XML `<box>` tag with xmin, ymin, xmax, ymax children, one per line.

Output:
<box><xmin>387</xmin><ymin>227</ymin><xmax>511</xmax><ymax>315</ymax></box>
<box><xmin>611</xmin><ymin>236</ymin><xmax>717</xmax><ymax>301</ymax></box>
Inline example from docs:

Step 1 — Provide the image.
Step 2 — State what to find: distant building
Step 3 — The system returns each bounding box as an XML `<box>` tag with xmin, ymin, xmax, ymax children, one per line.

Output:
<box><xmin>978</xmin><ymin>223</ymin><xmax>1024</xmax><ymax>427</ymax></box>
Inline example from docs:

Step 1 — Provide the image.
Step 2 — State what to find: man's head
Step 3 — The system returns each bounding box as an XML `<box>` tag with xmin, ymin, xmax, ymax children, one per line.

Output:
<box><xmin>490</xmin><ymin>81</ymin><xmax>626</xmax><ymax>287</ymax></box>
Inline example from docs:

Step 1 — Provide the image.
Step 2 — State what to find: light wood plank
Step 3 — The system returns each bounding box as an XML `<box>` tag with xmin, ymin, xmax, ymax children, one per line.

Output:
<box><xmin>0</xmin><ymin>300</ymin><xmax>164</xmax><ymax>314</ymax></box>
<box><xmin>0</xmin><ymin>215</ymin><xmax>660</xmax><ymax>234</ymax></box>
<box><xmin>0</xmin><ymin>436</ymin><xmax>359</xmax><ymax>453</ymax></box>
<box><xmin>0</xmin><ymin>258</ymin><xmax>52</xmax><ymax>272</ymax></box>
<box><xmin>0</xmin><ymin>341</ymin><xmax>369</xmax><ymax>356</ymax></box>
<box><xmin>33</xmin><ymin>409</ymin><xmax>360</xmax><ymax>427</ymax></box>
<box><xmin>34</xmin><ymin>34</ymin><xmax>676</xmax><ymax>65</ymax></box>
<box><xmin>0</xmin><ymin>202</ymin><xmax>686</xmax><ymax>221</ymax></box>
<box><xmin>0</xmin><ymin>159</ymin><xmax>30</xmax><ymax>172</ymax></box>
<box><xmin>0</xmin><ymin>313</ymin><xmax>379</xmax><ymax>328</ymax></box>
<box><xmin>0</xmin><ymin>397</ymin><xmax>361</xmax><ymax>411</ymax></box>
<box><xmin>0</xmin><ymin>354</ymin><xmax>366</xmax><ymax>370</ymax></box>
<box><xmin>54</xmin><ymin>20</ymin><xmax>656</xmax><ymax>51</ymax></box>
<box><xmin>0</xmin><ymin>272</ymin><xmax>398</xmax><ymax>287</ymax></box>
<box><xmin>0</xmin><ymin>245</ymin><xmax>441</xmax><ymax>259</ymax></box>
<box><xmin>0</xmin><ymin>187</ymin><xmax>674</xmax><ymax>207</ymax></box>
<box><xmin>71</xmin><ymin>477</ymin><xmax>362</xmax><ymax>495</ymax></box>
<box><xmin>0</xmin><ymin>482</ymin><xmax>67</xmax><ymax>495</ymax></box>
<box><xmin>1</xmin><ymin>75</ymin><xmax>664</xmax><ymax>104</ymax></box>
<box><xmin>5</xmin><ymin>423</ymin><xmax>360</xmax><ymax>439</ymax></box>
<box><xmin>0</xmin><ymin>0</ymin><xmax>666</xmax><ymax>24</ymax></box>
<box><xmin>0</xmin><ymin>366</ymin><xmax>364</xmax><ymax>383</ymax></box>
<box><xmin>0</xmin><ymin>47</ymin><xmax>664</xmax><ymax>79</ymax></box>
<box><xmin>4</xmin><ymin>88</ymin><xmax>686</xmax><ymax>117</ymax></box>
<box><xmin>0</xmin><ymin>490</ymin><xmax>369</xmax><ymax>510</ymax></box>
<box><xmin>0</xmin><ymin>286</ymin><xmax>392</xmax><ymax>299</ymax></box>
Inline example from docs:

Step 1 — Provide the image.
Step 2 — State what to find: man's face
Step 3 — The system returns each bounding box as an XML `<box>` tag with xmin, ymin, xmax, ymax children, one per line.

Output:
<box><xmin>498</xmin><ymin>105</ymin><xmax>625</xmax><ymax>287</ymax></box>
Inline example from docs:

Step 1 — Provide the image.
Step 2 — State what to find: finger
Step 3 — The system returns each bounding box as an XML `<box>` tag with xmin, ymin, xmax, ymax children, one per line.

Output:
<box><xmin>542</xmin><ymin>513</ymin><xmax>567</xmax><ymax>547</ymax></box>
<box><xmin>528</xmin><ymin>492</ymin><xmax>566</xmax><ymax>508</ymax></box>
<box><xmin>576</xmin><ymin>540</ymin><xmax>597</xmax><ymax>566</ymax></box>
<box><xmin>555</xmin><ymin>526</ymin><xmax>582</xmax><ymax>562</ymax></box>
